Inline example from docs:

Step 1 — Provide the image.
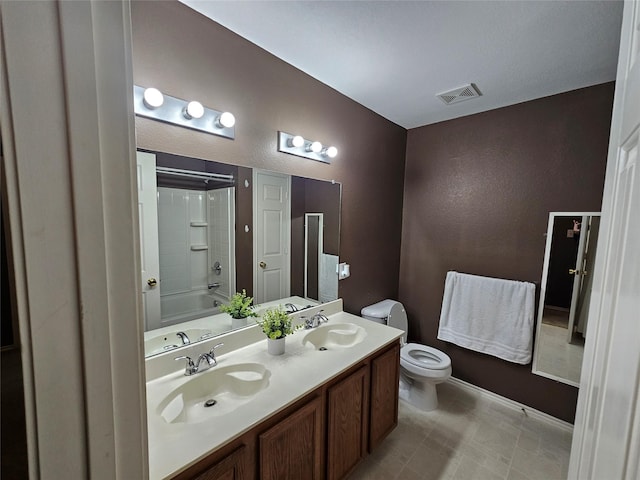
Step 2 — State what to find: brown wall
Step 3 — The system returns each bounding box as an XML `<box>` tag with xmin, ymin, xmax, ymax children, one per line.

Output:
<box><xmin>399</xmin><ymin>83</ymin><xmax>614</xmax><ymax>422</ymax></box>
<box><xmin>131</xmin><ymin>1</ymin><xmax>406</xmax><ymax>314</ymax></box>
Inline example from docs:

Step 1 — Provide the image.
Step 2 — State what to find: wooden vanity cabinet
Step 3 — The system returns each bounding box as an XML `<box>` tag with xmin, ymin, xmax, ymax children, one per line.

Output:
<box><xmin>174</xmin><ymin>440</ymin><xmax>252</xmax><ymax>480</ymax></box>
<box><xmin>259</xmin><ymin>395</ymin><xmax>324</xmax><ymax>479</ymax></box>
<box><xmin>175</xmin><ymin>341</ymin><xmax>399</xmax><ymax>480</ymax></box>
<box><xmin>368</xmin><ymin>342</ymin><xmax>400</xmax><ymax>451</ymax></box>
<box><xmin>326</xmin><ymin>365</ymin><xmax>369</xmax><ymax>480</ymax></box>
<box><xmin>192</xmin><ymin>446</ymin><xmax>247</xmax><ymax>480</ymax></box>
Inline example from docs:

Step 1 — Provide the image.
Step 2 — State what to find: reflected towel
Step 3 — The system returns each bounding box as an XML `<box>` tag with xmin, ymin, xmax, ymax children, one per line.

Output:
<box><xmin>437</xmin><ymin>271</ymin><xmax>535</xmax><ymax>364</ymax></box>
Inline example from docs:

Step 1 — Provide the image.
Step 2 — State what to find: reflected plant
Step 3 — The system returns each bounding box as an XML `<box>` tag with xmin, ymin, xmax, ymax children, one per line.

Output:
<box><xmin>220</xmin><ymin>290</ymin><xmax>258</xmax><ymax>319</ymax></box>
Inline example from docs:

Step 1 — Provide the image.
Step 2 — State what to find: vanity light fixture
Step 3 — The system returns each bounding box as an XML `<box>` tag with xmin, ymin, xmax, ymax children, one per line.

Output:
<box><xmin>308</xmin><ymin>141</ymin><xmax>323</xmax><ymax>153</ymax></box>
<box><xmin>215</xmin><ymin>111</ymin><xmax>236</xmax><ymax>129</ymax></box>
<box><xmin>289</xmin><ymin>135</ymin><xmax>305</xmax><ymax>148</ymax></box>
<box><xmin>323</xmin><ymin>146</ymin><xmax>338</xmax><ymax>159</ymax></box>
<box><xmin>143</xmin><ymin>87</ymin><xmax>164</xmax><ymax>109</ymax></box>
<box><xmin>133</xmin><ymin>85</ymin><xmax>235</xmax><ymax>140</ymax></box>
<box><xmin>183</xmin><ymin>101</ymin><xmax>205</xmax><ymax>120</ymax></box>
<box><xmin>277</xmin><ymin>131</ymin><xmax>338</xmax><ymax>164</ymax></box>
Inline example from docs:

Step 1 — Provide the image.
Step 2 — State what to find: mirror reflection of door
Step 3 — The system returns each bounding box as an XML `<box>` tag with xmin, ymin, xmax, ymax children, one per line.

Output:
<box><xmin>136</xmin><ymin>151</ymin><xmax>161</xmax><ymax>330</ymax></box>
<box><xmin>545</xmin><ymin>215</ymin><xmax>600</xmax><ymax>344</ymax></box>
<box><xmin>533</xmin><ymin>212</ymin><xmax>601</xmax><ymax>386</ymax></box>
<box><xmin>253</xmin><ymin>170</ymin><xmax>291</xmax><ymax>304</ymax></box>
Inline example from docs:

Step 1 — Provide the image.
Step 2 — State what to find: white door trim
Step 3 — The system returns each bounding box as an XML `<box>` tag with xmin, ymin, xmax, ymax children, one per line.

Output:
<box><xmin>569</xmin><ymin>1</ymin><xmax>640</xmax><ymax>478</ymax></box>
<box><xmin>0</xmin><ymin>1</ymin><xmax>147</xmax><ymax>478</ymax></box>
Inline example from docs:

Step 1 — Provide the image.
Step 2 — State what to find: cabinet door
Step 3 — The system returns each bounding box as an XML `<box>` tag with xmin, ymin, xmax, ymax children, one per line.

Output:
<box><xmin>327</xmin><ymin>365</ymin><xmax>369</xmax><ymax>480</ymax></box>
<box><xmin>369</xmin><ymin>343</ymin><xmax>400</xmax><ymax>451</ymax></box>
<box><xmin>259</xmin><ymin>396</ymin><xmax>323</xmax><ymax>480</ymax></box>
<box><xmin>193</xmin><ymin>445</ymin><xmax>246</xmax><ymax>480</ymax></box>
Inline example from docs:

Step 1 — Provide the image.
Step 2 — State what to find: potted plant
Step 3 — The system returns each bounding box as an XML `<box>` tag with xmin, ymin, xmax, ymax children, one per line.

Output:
<box><xmin>257</xmin><ymin>306</ymin><xmax>297</xmax><ymax>355</ymax></box>
<box><xmin>220</xmin><ymin>290</ymin><xmax>258</xmax><ymax>329</ymax></box>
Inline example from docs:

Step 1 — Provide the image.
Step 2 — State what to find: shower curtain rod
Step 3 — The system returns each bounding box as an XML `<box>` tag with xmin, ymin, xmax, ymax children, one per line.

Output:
<box><xmin>156</xmin><ymin>166</ymin><xmax>234</xmax><ymax>184</ymax></box>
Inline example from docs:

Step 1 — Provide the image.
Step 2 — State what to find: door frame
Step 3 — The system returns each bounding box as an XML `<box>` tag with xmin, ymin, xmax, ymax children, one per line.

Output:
<box><xmin>569</xmin><ymin>1</ymin><xmax>640</xmax><ymax>477</ymax></box>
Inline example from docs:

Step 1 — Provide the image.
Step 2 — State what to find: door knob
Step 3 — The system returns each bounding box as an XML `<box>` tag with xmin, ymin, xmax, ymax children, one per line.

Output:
<box><xmin>259</xmin><ymin>261</ymin><xmax>267</xmax><ymax>269</ymax></box>
<box><xmin>568</xmin><ymin>269</ymin><xmax>580</xmax><ymax>275</ymax></box>
<box><xmin>147</xmin><ymin>277</ymin><xmax>158</xmax><ymax>287</ymax></box>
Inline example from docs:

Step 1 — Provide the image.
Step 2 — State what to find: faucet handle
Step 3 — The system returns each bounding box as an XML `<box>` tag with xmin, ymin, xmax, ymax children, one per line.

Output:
<box><xmin>301</xmin><ymin>316</ymin><xmax>313</xmax><ymax>329</ymax></box>
<box><xmin>175</xmin><ymin>355</ymin><xmax>196</xmax><ymax>375</ymax></box>
<box><xmin>208</xmin><ymin>343</ymin><xmax>224</xmax><ymax>365</ymax></box>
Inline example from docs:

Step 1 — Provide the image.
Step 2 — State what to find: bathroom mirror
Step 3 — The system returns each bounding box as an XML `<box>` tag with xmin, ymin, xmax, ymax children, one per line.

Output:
<box><xmin>136</xmin><ymin>150</ymin><xmax>342</xmax><ymax>357</ymax></box>
<box><xmin>532</xmin><ymin>212</ymin><xmax>601</xmax><ymax>386</ymax></box>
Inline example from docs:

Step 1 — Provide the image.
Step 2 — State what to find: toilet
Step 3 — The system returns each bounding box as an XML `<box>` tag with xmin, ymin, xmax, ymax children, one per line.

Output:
<box><xmin>361</xmin><ymin>299</ymin><xmax>452</xmax><ymax>411</ymax></box>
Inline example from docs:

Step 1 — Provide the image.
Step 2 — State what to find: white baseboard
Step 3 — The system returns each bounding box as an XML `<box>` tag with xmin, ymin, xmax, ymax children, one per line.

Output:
<box><xmin>447</xmin><ymin>376</ymin><xmax>574</xmax><ymax>434</ymax></box>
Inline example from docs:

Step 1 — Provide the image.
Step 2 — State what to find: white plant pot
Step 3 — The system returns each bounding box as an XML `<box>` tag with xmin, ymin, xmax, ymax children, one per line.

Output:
<box><xmin>231</xmin><ymin>316</ymin><xmax>247</xmax><ymax>330</ymax></box>
<box><xmin>267</xmin><ymin>337</ymin><xmax>285</xmax><ymax>355</ymax></box>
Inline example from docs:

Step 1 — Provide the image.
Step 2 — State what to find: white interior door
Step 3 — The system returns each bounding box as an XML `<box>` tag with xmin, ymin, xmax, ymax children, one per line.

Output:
<box><xmin>136</xmin><ymin>151</ymin><xmax>161</xmax><ymax>330</ymax></box>
<box><xmin>253</xmin><ymin>170</ymin><xmax>290</xmax><ymax>303</ymax></box>
<box><xmin>569</xmin><ymin>2</ymin><xmax>640</xmax><ymax>478</ymax></box>
<box><xmin>566</xmin><ymin>215</ymin><xmax>589</xmax><ymax>342</ymax></box>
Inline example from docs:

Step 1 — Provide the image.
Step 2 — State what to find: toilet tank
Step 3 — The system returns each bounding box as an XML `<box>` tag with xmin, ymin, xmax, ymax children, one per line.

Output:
<box><xmin>361</xmin><ymin>300</ymin><xmax>408</xmax><ymax>342</ymax></box>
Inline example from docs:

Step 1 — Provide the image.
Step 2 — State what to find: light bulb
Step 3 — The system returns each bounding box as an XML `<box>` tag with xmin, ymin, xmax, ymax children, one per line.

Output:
<box><xmin>143</xmin><ymin>87</ymin><xmax>164</xmax><ymax>109</ymax></box>
<box><xmin>324</xmin><ymin>146</ymin><xmax>338</xmax><ymax>158</ymax></box>
<box><xmin>309</xmin><ymin>141</ymin><xmax>322</xmax><ymax>153</ymax></box>
<box><xmin>289</xmin><ymin>135</ymin><xmax>304</xmax><ymax>148</ymax></box>
<box><xmin>216</xmin><ymin>112</ymin><xmax>235</xmax><ymax>128</ymax></box>
<box><xmin>184</xmin><ymin>101</ymin><xmax>204</xmax><ymax>119</ymax></box>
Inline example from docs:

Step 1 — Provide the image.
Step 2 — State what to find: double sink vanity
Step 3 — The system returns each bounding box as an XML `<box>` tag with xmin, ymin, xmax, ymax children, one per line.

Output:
<box><xmin>145</xmin><ymin>297</ymin><xmax>403</xmax><ymax>479</ymax></box>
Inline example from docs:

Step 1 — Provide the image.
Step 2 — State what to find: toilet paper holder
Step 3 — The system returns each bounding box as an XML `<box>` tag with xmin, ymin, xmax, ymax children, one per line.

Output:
<box><xmin>337</xmin><ymin>262</ymin><xmax>350</xmax><ymax>280</ymax></box>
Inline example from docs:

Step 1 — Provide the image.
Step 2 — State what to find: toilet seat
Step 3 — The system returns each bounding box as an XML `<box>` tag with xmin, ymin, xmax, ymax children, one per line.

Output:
<box><xmin>401</xmin><ymin>343</ymin><xmax>451</xmax><ymax>371</ymax></box>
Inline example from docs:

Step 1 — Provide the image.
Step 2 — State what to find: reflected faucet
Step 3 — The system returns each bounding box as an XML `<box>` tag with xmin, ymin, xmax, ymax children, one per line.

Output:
<box><xmin>284</xmin><ymin>303</ymin><xmax>299</xmax><ymax>313</ymax></box>
<box><xmin>176</xmin><ymin>331</ymin><xmax>190</xmax><ymax>345</ymax></box>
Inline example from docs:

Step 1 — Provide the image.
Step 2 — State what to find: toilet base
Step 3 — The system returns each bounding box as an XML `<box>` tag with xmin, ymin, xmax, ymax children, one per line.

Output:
<box><xmin>399</xmin><ymin>374</ymin><xmax>439</xmax><ymax>411</ymax></box>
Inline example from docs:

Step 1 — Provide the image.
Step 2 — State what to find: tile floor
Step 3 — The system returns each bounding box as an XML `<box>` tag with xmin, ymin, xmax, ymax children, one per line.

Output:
<box><xmin>350</xmin><ymin>381</ymin><xmax>572</xmax><ymax>480</ymax></box>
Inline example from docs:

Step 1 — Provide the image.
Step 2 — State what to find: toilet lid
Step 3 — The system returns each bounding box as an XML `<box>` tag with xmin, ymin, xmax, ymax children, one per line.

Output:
<box><xmin>401</xmin><ymin>343</ymin><xmax>451</xmax><ymax>370</ymax></box>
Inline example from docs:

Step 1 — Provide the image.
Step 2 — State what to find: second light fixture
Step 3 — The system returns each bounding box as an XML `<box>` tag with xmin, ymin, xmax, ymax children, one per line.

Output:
<box><xmin>278</xmin><ymin>131</ymin><xmax>338</xmax><ymax>163</ymax></box>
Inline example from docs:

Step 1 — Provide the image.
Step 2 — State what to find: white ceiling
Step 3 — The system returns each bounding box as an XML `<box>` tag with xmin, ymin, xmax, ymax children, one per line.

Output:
<box><xmin>179</xmin><ymin>0</ymin><xmax>623</xmax><ymax>129</ymax></box>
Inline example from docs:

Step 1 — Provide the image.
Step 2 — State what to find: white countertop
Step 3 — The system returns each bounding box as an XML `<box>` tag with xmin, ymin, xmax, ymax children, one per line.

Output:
<box><xmin>146</xmin><ymin>299</ymin><xmax>403</xmax><ymax>479</ymax></box>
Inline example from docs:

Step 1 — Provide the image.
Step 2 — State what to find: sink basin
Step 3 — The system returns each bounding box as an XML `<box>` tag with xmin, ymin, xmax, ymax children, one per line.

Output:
<box><xmin>145</xmin><ymin>328</ymin><xmax>214</xmax><ymax>356</ymax></box>
<box><xmin>156</xmin><ymin>363</ymin><xmax>271</xmax><ymax>424</ymax></box>
<box><xmin>301</xmin><ymin>323</ymin><xmax>367</xmax><ymax>350</ymax></box>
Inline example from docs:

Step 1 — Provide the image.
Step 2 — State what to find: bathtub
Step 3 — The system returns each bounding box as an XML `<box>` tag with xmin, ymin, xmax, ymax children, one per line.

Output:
<box><xmin>160</xmin><ymin>291</ymin><xmax>225</xmax><ymax>327</ymax></box>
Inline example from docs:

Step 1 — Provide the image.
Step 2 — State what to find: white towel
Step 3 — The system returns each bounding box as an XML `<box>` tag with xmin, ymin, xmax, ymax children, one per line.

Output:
<box><xmin>437</xmin><ymin>271</ymin><xmax>535</xmax><ymax>364</ymax></box>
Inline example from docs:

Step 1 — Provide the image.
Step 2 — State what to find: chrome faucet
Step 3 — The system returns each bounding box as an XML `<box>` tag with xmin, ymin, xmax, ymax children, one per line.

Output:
<box><xmin>304</xmin><ymin>310</ymin><xmax>329</xmax><ymax>329</ymax></box>
<box><xmin>176</xmin><ymin>331</ymin><xmax>190</xmax><ymax>345</ymax></box>
<box><xmin>175</xmin><ymin>343</ymin><xmax>224</xmax><ymax>376</ymax></box>
<box><xmin>284</xmin><ymin>303</ymin><xmax>299</xmax><ymax>313</ymax></box>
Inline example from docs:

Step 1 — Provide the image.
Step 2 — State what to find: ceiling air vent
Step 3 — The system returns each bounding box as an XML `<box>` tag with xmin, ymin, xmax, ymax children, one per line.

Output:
<box><xmin>436</xmin><ymin>84</ymin><xmax>482</xmax><ymax>105</ymax></box>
